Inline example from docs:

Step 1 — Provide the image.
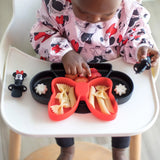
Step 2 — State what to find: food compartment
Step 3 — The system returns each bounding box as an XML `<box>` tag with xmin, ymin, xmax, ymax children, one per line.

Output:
<box><xmin>30</xmin><ymin>71</ymin><xmax>56</xmax><ymax>104</ymax></box>
<box><xmin>86</xmin><ymin>77</ymin><xmax>118</xmax><ymax>121</ymax></box>
<box><xmin>108</xmin><ymin>71</ymin><xmax>134</xmax><ymax>104</ymax></box>
<box><xmin>48</xmin><ymin>77</ymin><xmax>79</xmax><ymax>121</ymax></box>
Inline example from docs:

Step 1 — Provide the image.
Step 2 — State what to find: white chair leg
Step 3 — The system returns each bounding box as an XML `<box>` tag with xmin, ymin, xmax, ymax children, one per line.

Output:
<box><xmin>9</xmin><ymin>130</ymin><xmax>21</xmax><ymax>160</ymax></box>
<box><xmin>130</xmin><ymin>134</ymin><xmax>141</xmax><ymax>160</ymax></box>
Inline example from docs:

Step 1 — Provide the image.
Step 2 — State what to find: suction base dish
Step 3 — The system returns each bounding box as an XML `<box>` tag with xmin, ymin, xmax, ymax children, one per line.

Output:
<box><xmin>30</xmin><ymin>63</ymin><xmax>134</xmax><ymax>113</ymax></box>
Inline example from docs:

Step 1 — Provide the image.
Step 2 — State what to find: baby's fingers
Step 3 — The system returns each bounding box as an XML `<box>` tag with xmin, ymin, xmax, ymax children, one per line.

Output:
<box><xmin>71</xmin><ymin>66</ymin><xmax>78</xmax><ymax>75</ymax></box>
<box><xmin>150</xmin><ymin>51</ymin><xmax>160</xmax><ymax>67</ymax></box>
<box><xmin>137</xmin><ymin>46</ymin><xmax>148</xmax><ymax>60</ymax></box>
<box><xmin>64</xmin><ymin>65</ymin><xmax>71</xmax><ymax>75</ymax></box>
<box><xmin>82</xmin><ymin>62</ymin><xmax>91</xmax><ymax>77</ymax></box>
<box><xmin>76</xmin><ymin>65</ymin><xmax>83</xmax><ymax>75</ymax></box>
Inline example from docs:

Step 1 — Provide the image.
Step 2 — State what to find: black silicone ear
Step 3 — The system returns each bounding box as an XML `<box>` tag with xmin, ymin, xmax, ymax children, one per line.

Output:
<box><xmin>12</xmin><ymin>72</ymin><xmax>16</xmax><ymax>77</ymax></box>
<box><xmin>22</xmin><ymin>85</ymin><xmax>27</xmax><ymax>92</ymax></box>
<box><xmin>8</xmin><ymin>84</ymin><xmax>14</xmax><ymax>91</ymax></box>
<box><xmin>23</xmin><ymin>73</ymin><xmax>27</xmax><ymax>78</ymax></box>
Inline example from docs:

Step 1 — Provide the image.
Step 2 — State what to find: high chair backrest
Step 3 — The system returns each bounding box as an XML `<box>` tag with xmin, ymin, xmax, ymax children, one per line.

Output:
<box><xmin>7</xmin><ymin>0</ymin><xmax>41</xmax><ymax>54</ymax></box>
<box><xmin>0</xmin><ymin>0</ymin><xmax>41</xmax><ymax>80</ymax></box>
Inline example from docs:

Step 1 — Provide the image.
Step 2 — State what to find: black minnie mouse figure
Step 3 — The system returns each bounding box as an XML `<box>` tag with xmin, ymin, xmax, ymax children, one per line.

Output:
<box><xmin>8</xmin><ymin>70</ymin><xmax>27</xmax><ymax>97</ymax></box>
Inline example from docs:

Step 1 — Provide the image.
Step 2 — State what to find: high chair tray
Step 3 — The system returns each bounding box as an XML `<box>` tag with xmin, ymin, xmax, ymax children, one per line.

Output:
<box><xmin>1</xmin><ymin>47</ymin><xmax>159</xmax><ymax>137</ymax></box>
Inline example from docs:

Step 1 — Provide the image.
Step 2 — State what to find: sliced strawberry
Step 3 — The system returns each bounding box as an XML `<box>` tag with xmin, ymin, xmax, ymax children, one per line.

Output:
<box><xmin>88</xmin><ymin>72</ymin><xmax>102</xmax><ymax>81</ymax></box>
<box><xmin>65</xmin><ymin>74</ymin><xmax>78</xmax><ymax>80</ymax></box>
<box><xmin>90</xmin><ymin>68</ymin><xmax>98</xmax><ymax>73</ymax></box>
<box><xmin>75</xmin><ymin>77</ymin><xmax>89</xmax><ymax>82</ymax></box>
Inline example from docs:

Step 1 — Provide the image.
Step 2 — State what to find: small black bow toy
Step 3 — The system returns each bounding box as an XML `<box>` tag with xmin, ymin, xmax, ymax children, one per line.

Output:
<box><xmin>133</xmin><ymin>56</ymin><xmax>152</xmax><ymax>74</ymax></box>
<box><xmin>8</xmin><ymin>70</ymin><xmax>27</xmax><ymax>97</ymax></box>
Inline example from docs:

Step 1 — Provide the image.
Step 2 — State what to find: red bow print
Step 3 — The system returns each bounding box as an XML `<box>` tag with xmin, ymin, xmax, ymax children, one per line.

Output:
<box><xmin>118</xmin><ymin>34</ymin><xmax>123</xmax><ymax>43</ymax></box>
<box><xmin>34</xmin><ymin>32</ymin><xmax>52</xmax><ymax>43</ymax></box>
<box><xmin>56</xmin><ymin>15</ymin><xmax>64</xmax><ymax>24</ymax></box>
<box><xmin>16</xmin><ymin>70</ymin><xmax>24</xmax><ymax>75</ymax></box>
<box><xmin>52</xmin><ymin>45</ymin><xmax>62</xmax><ymax>53</ymax></box>
<box><xmin>106</xmin><ymin>23</ymin><xmax>117</xmax><ymax>38</ymax></box>
<box><xmin>71</xmin><ymin>40</ymin><xmax>79</xmax><ymax>52</ymax></box>
<box><xmin>40</xmin><ymin>56</ymin><xmax>47</xmax><ymax>60</ymax></box>
<box><xmin>66</xmin><ymin>0</ymin><xmax>71</xmax><ymax>3</ymax></box>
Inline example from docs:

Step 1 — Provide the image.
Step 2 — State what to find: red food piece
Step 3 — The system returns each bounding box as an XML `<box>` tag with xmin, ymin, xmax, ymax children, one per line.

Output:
<box><xmin>65</xmin><ymin>74</ymin><xmax>78</xmax><ymax>80</ymax></box>
<box><xmin>88</xmin><ymin>72</ymin><xmax>102</xmax><ymax>81</ymax></box>
<box><xmin>65</xmin><ymin>67</ymin><xmax>101</xmax><ymax>82</ymax></box>
<box><xmin>75</xmin><ymin>77</ymin><xmax>89</xmax><ymax>82</ymax></box>
<box><xmin>90</xmin><ymin>68</ymin><xmax>98</xmax><ymax>73</ymax></box>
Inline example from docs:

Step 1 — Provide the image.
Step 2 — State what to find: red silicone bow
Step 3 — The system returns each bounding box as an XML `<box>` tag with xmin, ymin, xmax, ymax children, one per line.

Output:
<box><xmin>48</xmin><ymin>77</ymin><xmax>118</xmax><ymax>121</ymax></box>
<box><xmin>16</xmin><ymin>70</ymin><xmax>24</xmax><ymax>75</ymax></box>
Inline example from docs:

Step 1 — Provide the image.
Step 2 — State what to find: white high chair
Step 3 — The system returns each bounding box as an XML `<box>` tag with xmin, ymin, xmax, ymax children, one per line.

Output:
<box><xmin>0</xmin><ymin>0</ymin><xmax>159</xmax><ymax>160</ymax></box>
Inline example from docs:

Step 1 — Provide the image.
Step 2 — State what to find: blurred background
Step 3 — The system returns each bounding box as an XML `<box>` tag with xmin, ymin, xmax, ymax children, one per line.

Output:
<box><xmin>0</xmin><ymin>0</ymin><xmax>160</xmax><ymax>160</ymax></box>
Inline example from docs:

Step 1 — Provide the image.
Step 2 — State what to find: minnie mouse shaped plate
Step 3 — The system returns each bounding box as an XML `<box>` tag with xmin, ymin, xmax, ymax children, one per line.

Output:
<box><xmin>48</xmin><ymin>77</ymin><xmax>118</xmax><ymax>121</ymax></box>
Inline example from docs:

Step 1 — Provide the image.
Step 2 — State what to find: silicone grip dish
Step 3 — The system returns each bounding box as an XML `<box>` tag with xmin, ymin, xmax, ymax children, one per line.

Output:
<box><xmin>48</xmin><ymin>77</ymin><xmax>118</xmax><ymax>121</ymax></box>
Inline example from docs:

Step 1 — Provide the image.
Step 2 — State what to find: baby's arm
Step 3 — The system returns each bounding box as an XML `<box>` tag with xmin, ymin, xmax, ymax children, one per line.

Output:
<box><xmin>30</xmin><ymin>0</ymin><xmax>90</xmax><ymax>75</ymax></box>
<box><xmin>120</xmin><ymin>5</ymin><xmax>159</xmax><ymax>66</ymax></box>
<box><xmin>30</xmin><ymin>1</ymin><xmax>73</xmax><ymax>62</ymax></box>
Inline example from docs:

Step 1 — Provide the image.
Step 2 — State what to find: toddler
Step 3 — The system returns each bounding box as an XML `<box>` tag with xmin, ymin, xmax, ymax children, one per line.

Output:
<box><xmin>30</xmin><ymin>0</ymin><xmax>159</xmax><ymax>160</ymax></box>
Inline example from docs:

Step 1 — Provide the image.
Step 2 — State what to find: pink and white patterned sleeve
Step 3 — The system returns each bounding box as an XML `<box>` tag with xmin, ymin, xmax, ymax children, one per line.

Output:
<box><xmin>120</xmin><ymin>5</ymin><xmax>154</xmax><ymax>64</ymax></box>
<box><xmin>30</xmin><ymin>0</ymin><xmax>73</xmax><ymax>62</ymax></box>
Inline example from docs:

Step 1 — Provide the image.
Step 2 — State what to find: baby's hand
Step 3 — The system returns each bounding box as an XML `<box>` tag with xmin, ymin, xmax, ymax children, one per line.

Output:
<box><xmin>62</xmin><ymin>50</ymin><xmax>91</xmax><ymax>76</ymax></box>
<box><xmin>137</xmin><ymin>46</ymin><xmax>160</xmax><ymax>67</ymax></box>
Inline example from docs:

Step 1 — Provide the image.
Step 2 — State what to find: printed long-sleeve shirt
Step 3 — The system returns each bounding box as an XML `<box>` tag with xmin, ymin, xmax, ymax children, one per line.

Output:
<box><xmin>30</xmin><ymin>0</ymin><xmax>154</xmax><ymax>64</ymax></box>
